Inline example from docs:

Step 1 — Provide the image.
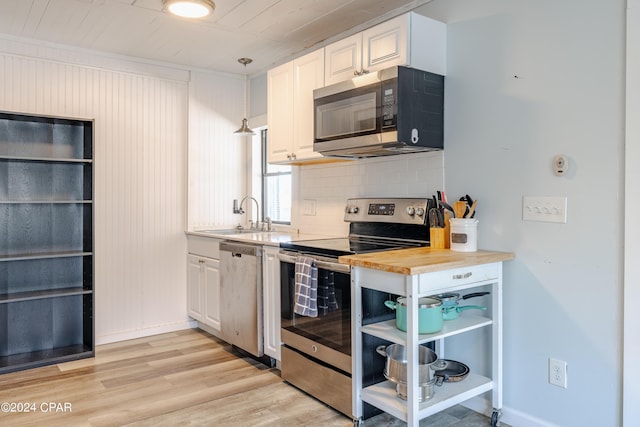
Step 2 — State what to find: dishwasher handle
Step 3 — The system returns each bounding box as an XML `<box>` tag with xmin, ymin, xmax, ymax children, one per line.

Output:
<box><xmin>219</xmin><ymin>241</ymin><xmax>262</xmax><ymax>257</ymax></box>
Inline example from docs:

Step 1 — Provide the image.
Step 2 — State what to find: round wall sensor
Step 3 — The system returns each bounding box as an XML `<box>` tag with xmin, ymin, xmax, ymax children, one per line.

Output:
<box><xmin>553</xmin><ymin>155</ymin><xmax>569</xmax><ymax>176</ymax></box>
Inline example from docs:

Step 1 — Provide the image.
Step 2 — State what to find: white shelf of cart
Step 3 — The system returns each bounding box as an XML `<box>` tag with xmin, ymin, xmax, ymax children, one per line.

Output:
<box><xmin>361</xmin><ymin>374</ymin><xmax>493</xmax><ymax>423</ymax></box>
<box><xmin>361</xmin><ymin>315</ymin><xmax>492</xmax><ymax>345</ymax></box>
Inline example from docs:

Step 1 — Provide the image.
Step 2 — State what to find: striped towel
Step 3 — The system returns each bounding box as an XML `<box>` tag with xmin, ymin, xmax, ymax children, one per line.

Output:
<box><xmin>293</xmin><ymin>256</ymin><xmax>318</xmax><ymax>317</ymax></box>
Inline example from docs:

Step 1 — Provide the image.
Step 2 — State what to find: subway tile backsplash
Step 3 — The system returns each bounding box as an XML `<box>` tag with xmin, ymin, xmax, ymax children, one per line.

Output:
<box><xmin>295</xmin><ymin>151</ymin><xmax>444</xmax><ymax>236</ymax></box>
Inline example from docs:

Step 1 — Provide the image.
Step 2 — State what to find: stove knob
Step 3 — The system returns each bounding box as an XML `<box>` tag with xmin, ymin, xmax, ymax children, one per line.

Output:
<box><xmin>406</xmin><ymin>206</ymin><xmax>415</xmax><ymax>216</ymax></box>
<box><xmin>416</xmin><ymin>207</ymin><xmax>425</xmax><ymax>217</ymax></box>
<box><xmin>351</xmin><ymin>206</ymin><xmax>359</xmax><ymax>214</ymax></box>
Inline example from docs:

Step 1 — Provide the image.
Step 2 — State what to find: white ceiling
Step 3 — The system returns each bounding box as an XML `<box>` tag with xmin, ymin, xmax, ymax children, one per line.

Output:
<box><xmin>0</xmin><ymin>0</ymin><xmax>434</xmax><ymax>75</ymax></box>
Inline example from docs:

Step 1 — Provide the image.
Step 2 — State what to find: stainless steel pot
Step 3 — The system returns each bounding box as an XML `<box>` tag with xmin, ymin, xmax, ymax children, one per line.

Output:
<box><xmin>375</xmin><ymin>344</ymin><xmax>439</xmax><ymax>401</ymax></box>
<box><xmin>396</xmin><ymin>378</ymin><xmax>436</xmax><ymax>401</ymax></box>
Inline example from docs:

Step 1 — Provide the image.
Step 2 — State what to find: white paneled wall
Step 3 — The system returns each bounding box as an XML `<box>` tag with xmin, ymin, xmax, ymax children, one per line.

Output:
<box><xmin>188</xmin><ymin>71</ymin><xmax>246</xmax><ymax>229</ymax></box>
<box><xmin>295</xmin><ymin>151</ymin><xmax>444</xmax><ymax>236</ymax></box>
<box><xmin>0</xmin><ymin>42</ymin><xmax>190</xmax><ymax>344</ymax></box>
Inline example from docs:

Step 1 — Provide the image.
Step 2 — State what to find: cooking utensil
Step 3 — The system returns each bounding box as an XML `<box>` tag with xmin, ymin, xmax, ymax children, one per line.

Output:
<box><xmin>384</xmin><ymin>297</ymin><xmax>443</xmax><ymax>334</ymax></box>
<box><xmin>432</xmin><ymin>359</ymin><xmax>470</xmax><ymax>386</ymax></box>
<box><xmin>396</xmin><ymin>378</ymin><xmax>436</xmax><ymax>401</ymax></box>
<box><xmin>434</xmin><ymin>291</ymin><xmax>490</xmax><ymax>305</ymax></box>
<box><xmin>432</xmin><ymin>291</ymin><xmax>489</xmax><ymax>320</ymax></box>
<box><xmin>453</xmin><ymin>201</ymin><xmax>467</xmax><ymax>219</ymax></box>
<box><xmin>442</xmin><ymin>304</ymin><xmax>486</xmax><ymax>320</ymax></box>
<box><xmin>466</xmin><ymin>199</ymin><xmax>478</xmax><ymax>218</ymax></box>
<box><xmin>376</xmin><ymin>344</ymin><xmax>439</xmax><ymax>401</ymax></box>
<box><xmin>428</xmin><ymin>208</ymin><xmax>443</xmax><ymax>228</ymax></box>
<box><xmin>440</xmin><ymin>201</ymin><xmax>454</xmax><ymax>216</ymax></box>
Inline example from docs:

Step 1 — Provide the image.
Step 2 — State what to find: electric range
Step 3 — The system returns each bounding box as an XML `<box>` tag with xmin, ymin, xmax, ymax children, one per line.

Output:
<box><xmin>278</xmin><ymin>197</ymin><xmax>431</xmax><ymax>420</ymax></box>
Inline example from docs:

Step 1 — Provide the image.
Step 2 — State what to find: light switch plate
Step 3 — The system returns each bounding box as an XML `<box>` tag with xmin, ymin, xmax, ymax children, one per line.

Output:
<box><xmin>522</xmin><ymin>196</ymin><xmax>567</xmax><ymax>223</ymax></box>
<box><xmin>303</xmin><ymin>199</ymin><xmax>317</xmax><ymax>216</ymax></box>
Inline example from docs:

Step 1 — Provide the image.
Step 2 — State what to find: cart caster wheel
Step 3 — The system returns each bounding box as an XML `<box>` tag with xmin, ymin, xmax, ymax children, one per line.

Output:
<box><xmin>490</xmin><ymin>409</ymin><xmax>502</xmax><ymax>426</ymax></box>
<box><xmin>352</xmin><ymin>418</ymin><xmax>362</xmax><ymax>427</ymax></box>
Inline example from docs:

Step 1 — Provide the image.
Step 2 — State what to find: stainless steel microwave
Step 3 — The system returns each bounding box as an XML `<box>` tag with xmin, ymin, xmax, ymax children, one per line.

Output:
<box><xmin>313</xmin><ymin>66</ymin><xmax>444</xmax><ymax>158</ymax></box>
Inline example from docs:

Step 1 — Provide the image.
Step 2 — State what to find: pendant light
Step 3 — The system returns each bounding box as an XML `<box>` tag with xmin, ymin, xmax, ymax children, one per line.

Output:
<box><xmin>234</xmin><ymin>57</ymin><xmax>255</xmax><ymax>136</ymax></box>
<box><xmin>163</xmin><ymin>0</ymin><xmax>215</xmax><ymax>19</ymax></box>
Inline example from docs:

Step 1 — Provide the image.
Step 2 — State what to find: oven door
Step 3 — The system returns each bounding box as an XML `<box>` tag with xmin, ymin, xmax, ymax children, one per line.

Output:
<box><xmin>279</xmin><ymin>251</ymin><xmax>352</xmax><ymax>373</ymax></box>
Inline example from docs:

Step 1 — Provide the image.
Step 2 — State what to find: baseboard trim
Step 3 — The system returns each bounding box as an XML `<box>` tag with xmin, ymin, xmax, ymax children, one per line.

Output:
<box><xmin>462</xmin><ymin>396</ymin><xmax>560</xmax><ymax>427</ymax></box>
<box><xmin>96</xmin><ymin>320</ymin><xmax>198</xmax><ymax>345</ymax></box>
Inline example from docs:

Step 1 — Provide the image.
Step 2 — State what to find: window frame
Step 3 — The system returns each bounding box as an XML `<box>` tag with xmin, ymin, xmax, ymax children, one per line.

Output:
<box><xmin>261</xmin><ymin>129</ymin><xmax>291</xmax><ymax>225</ymax></box>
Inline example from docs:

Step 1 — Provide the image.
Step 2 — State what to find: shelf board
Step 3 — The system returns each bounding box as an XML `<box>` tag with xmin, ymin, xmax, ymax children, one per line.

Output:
<box><xmin>361</xmin><ymin>374</ymin><xmax>493</xmax><ymax>423</ymax></box>
<box><xmin>0</xmin><ymin>287</ymin><xmax>92</xmax><ymax>304</ymax></box>
<box><xmin>0</xmin><ymin>251</ymin><xmax>93</xmax><ymax>262</ymax></box>
<box><xmin>0</xmin><ymin>155</ymin><xmax>92</xmax><ymax>164</ymax></box>
<box><xmin>361</xmin><ymin>315</ymin><xmax>492</xmax><ymax>345</ymax></box>
<box><xmin>0</xmin><ymin>345</ymin><xmax>94</xmax><ymax>374</ymax></box>
<box><xmin>0</xmin><ymin>200</ymin><xmax>92</xmax><ymax>204</ymax></box>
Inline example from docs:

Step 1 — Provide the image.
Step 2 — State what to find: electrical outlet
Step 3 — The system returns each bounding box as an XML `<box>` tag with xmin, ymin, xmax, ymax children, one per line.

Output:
<box><xmin>549</xmin><ymin>358</ymin><xmax>568</xmax><ymax>388</ymax></box>
<box><xmin>522</xmin><ymin>196</ymin><xmax>567</xmax><ymax>223</ymax></box>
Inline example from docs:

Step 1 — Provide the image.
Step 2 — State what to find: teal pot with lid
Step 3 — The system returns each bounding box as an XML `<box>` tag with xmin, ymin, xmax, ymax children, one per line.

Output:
<box><xmin>442</xmin><ymin>304</ymin><xmax>487</xmax><ymax>320</ymax></box>
<box><xmin>433</xmin><ymin>291</ymin><xmax>489</xmax><ymax>320</ymax></box>
<box><xmin>384</xmin><ymin>297</ymin><xmax>443</xmax><ymax>334</ymax></box>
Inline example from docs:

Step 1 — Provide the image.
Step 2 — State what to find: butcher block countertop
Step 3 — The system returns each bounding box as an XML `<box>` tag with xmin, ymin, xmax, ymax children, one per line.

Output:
<box><xmin>338</xmin><ymin>247</ymin><xmax>515</xmax><ymax>275</ymax></box>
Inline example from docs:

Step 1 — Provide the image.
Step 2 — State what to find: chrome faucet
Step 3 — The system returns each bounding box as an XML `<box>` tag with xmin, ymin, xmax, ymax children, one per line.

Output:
<box><xmin>236</xmin><ymin>196</ymin><xmax>260</xmax><ymax>230</ymax></box>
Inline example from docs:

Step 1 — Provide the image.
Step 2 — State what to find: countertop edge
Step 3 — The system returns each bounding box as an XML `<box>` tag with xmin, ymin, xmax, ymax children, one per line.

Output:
<box><xmin>186</xmin><ymin>230</ymin><xmax>339</xmax><ymax>246</ymax></box>
<box><xmin>339</xmin><ymin>247</ymin><xmax>515</xmax><ymax>275</ymax></box>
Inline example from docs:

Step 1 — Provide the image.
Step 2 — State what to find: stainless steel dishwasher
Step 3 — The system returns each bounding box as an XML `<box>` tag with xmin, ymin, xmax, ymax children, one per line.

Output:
<box><xmin>219</xmin><ymin>241</ymin><xmax>263</xmax><ymax>357</ymax></box>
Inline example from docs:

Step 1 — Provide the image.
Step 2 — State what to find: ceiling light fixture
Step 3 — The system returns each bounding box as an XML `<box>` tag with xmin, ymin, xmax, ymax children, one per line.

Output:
<box><xmin>234</xmin><ymin>57</ymin><xmax>255</xmax><ymax>137</ymax></box>
<box><xmin>163</xmin><ymin>0</ymin><xmax>215</xmax><ymax>19</ymax></box>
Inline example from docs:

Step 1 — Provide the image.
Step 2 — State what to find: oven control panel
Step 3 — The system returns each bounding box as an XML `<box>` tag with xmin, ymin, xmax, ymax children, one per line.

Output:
<box><xmin>344</xmin><ymin>198</ymin><xmax>428</xmax><ymax>224</ymax></box>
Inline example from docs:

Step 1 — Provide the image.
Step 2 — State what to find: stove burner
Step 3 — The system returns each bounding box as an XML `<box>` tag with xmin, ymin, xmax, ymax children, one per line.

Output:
<box><xmin>280</xmin><ymin>198</ymin><xmax>431</xmax><ymax>257</ymax></box>
<box><xmin>280</xmin><ymin>237</ymin><xmax>423</xmax><ymax>258</ymax></box>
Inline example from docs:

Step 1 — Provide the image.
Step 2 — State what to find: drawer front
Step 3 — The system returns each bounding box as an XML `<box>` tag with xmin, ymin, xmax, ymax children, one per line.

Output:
<box><xmin>419</xmin><ymin>263</ymin><xmax>499</xmax><ymax>294</ymax></box>
<box><xmin>187</xmin><ymin>235</ymin><xmax>220</xmax><ymax>259</ymax></box>
<box><xmin>281</xmin><ymin>346</ymin><xmax>352</xmax><ymax>418</ymax></box>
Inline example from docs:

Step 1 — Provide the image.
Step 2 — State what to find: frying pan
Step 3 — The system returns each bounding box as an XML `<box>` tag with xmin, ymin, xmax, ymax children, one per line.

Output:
<box><xmin>432</xmin><ymin>359</ymin><xmax>470</xmax><ymax>386</ymax></box>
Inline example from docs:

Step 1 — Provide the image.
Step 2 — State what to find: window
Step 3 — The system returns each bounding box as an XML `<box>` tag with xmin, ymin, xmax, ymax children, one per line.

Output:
<box><xmin>262</xmin><ymin>130</ymin><xmax>291</xmax><ymax>224</ymax></box>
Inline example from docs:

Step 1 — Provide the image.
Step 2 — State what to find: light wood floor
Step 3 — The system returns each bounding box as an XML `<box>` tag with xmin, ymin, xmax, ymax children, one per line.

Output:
<box><xmin>0</xmin><ymin>329</ymin><xmax>352</xmax><ymax>427</ymax></box>
<box><xmin>0</xmin><ymin>329</ymin><xmax>503</xmax><ymax>427</ymax></box>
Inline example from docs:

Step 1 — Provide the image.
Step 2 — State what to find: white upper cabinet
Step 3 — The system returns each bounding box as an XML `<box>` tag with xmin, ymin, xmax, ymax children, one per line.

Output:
<box><xmin>267</xmin><ymin>61</ymin><xmax>294</xmax><ymax>163</ymax></box>
<box><xmin>324</xmin><ymin>33</ymin><xmax>363</xmax><ymax>86</ymax></box>
<box><xmin>325</xmin><ymin>13</ymin><xmax>446</xmax><ymax>86</ymax></box>
<box><xmin>267</xmin><ymin>49</ymin><xmax>324</xmax><ymax>164</ymax></box>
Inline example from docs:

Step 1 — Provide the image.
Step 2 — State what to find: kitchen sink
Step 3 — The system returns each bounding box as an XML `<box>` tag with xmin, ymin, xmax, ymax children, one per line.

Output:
<box><xmin>196</xmin><ymin>229</ymin><xmax>266</xmax><ymax>235</ymax></box>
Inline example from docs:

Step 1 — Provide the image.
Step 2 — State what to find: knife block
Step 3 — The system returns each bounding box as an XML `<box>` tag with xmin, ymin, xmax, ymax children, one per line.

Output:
<box><xmin>429</xmin><ymin>212</ymin><xmax>451</xmax><ymax>249</ymax></box>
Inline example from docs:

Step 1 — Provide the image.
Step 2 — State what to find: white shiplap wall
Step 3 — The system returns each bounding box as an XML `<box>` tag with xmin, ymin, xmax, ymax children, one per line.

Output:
<box><xmin>188</xmin><ymin>71</ymin><xmax>247</xmax><ymax>230</ymax></box>
<box><xmin>0</xmin><ymin>41</ymin><xmax>191</xmax><ymax>344</ymax></box>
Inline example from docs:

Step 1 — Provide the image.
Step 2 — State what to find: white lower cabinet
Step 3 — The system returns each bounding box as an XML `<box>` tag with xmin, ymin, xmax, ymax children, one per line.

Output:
<box><xmin>187</xmin><ymin>236</ymin><xmax>222</xmax><ymax>334</ymax></box>
<box><xmin>352</xmin><ymin>262</ymin><xmax>506</xmax><ymax>427</ymax></box>
<box><xmin>262</xmin><ymin>246</ymin><xmax>281</xmax><ymax>360</ymax></box>
<box><xmin>187</xmin><ymin>254</ymin><xmax>221</xmax><ymax>332</ymax></box>
<box><xmin>202</xmin><ymin>257</ymin><xmax>221</xmax><ymax>330</ymax></box>
<box><xmin>187</xmin><ymin>255</ymin><xmax>205</xmax><ymax>321</ymax></box>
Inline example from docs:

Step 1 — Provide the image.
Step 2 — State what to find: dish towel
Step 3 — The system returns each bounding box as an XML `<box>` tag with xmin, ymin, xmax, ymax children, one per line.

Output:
<box><xmin>293</xmin><ymin>256</ymin><xmax>318</xmax><ymax>317</ymax></box>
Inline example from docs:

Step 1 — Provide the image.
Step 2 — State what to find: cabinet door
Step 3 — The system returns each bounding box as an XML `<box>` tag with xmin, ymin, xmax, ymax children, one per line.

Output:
<box><xmin>187</xmin><ymin>255</ymin><xmax>203</xmax><ymax>321</ymax></box>
<box><xmin>324</xmin><ymin>33</ymin><xmax>362</xmax><ymax>86</ymax></box>
<box><xmin>292</xmin><ymin>49</ymin><xmax>324</xmax><ymax>162</ymax></box>
<box><xmin>262</xmin><ymin>247</ymin><xmax>281</xmax><ymax>360</ymax></box>
<box><xmin>203</xmin><ymin>258</ymin><xmax>221</xmax><ymax>331</ymax></box>
<box><xmin>267</xmin><ymin>61</ymin><xmax>294</xmax><ymax>163</ymax></box>
<box><xmin>362</xmin><ymin>14</ymin><xmax>408</xmax><ymax>73</ymax></box>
